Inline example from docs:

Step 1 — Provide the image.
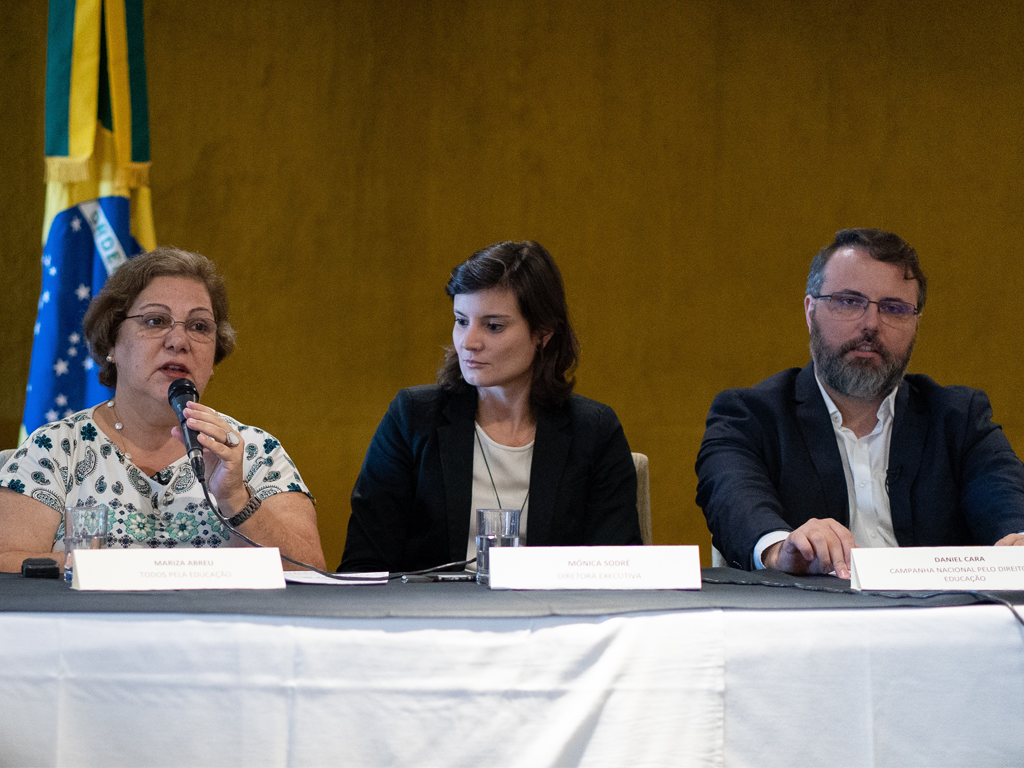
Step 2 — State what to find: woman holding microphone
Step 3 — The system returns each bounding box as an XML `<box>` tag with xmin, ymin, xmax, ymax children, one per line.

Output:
<box><xmin>0</xmin><ymin>246</ymin><xmax>325</xmax><ymax>572</ymax></box>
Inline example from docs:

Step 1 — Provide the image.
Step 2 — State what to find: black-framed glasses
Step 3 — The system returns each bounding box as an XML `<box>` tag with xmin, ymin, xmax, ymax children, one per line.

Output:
<box><xmin>125</xmin><ymin>312</ymin><xmax>217</xmax><ymax>342</ymax></box>
<box><xmin>811</xmin><ymin>292</ymin><xmax>920</xmax><ymax>326</ymax></box>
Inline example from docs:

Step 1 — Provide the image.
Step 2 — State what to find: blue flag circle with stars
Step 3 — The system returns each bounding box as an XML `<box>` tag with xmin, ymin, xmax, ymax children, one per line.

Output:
<box><xmin>22</xmin><ymin>196</ymin><xmax>144</xmax><ymax>436</ymax></box>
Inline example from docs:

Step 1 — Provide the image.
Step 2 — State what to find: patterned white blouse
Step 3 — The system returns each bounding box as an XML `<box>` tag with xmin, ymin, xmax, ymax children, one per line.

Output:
<box><xmin>1</xmin><ymin>406</ymin><xmax>312</xmax><ymax>551</ymax></box>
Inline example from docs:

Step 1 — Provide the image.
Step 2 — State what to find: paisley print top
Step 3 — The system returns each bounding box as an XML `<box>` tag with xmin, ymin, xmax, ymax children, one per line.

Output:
<box><xmin>1</xmin><ymin>406</ymin><xmax>312</xmax><ymax>550</ymax></box>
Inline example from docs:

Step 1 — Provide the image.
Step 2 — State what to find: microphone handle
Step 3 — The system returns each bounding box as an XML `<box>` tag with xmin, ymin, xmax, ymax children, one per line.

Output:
<box><xmin>172</xmin><ymin>405</ymin><xmax>205</xmax><ymax>477</ymax></box>
<box><xmin>189</xmin><ymin>452</ymin><xmax>206</xmax><ymax>483</ymax></box>
<box><xmin>181</xmin><ymin>426</ymin><xmax>205</xmax><ymax>481</ymax></box>
<box><xmin>182</xmin><ymin>431</ymin><xmax>203</xmax><ymax>458</ymax></box>
<box><xmin>167</xmin><ymin>379</ymin><xmax>207</xmax><ymax>483</ymax></box>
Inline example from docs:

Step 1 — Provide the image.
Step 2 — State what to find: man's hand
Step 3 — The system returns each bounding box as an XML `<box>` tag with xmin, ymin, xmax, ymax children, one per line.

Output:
<box><xmin>995</xmin><ymin>533</ymin><xmax>1024</xmax><ymax>546</ymax></box>
<box><xmin>763</xmin><ymin>518</ymin><xmax>855</xmax><ymax>579</ymax></box>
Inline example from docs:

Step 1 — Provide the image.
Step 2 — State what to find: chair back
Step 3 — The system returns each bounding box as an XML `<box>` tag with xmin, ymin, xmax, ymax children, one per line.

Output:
<box><xmin>631</xmin><ymin>452</ymin><xmax>652</xmax><ymax>545</ymax></box>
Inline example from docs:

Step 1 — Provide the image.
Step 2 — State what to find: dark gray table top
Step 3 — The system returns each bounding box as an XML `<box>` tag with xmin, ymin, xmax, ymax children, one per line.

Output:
<box><xmin>2</xmin><ymin>568</ymin><xmax>1020</xmax><ymax>620</ymax></box>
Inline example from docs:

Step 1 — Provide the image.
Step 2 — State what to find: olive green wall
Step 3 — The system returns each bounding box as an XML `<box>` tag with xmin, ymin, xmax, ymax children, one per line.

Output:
<box><xmin>3</xmin><ymin>1</ymin><xmax>1024</xmax><ymax>568</ymax></box>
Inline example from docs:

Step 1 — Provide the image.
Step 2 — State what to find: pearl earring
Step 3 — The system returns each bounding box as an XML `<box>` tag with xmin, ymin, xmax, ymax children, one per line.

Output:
<box><xmin>105</xmin><ymin>355</ymin><xmax>113</xmax><ymax>362</ymax></box>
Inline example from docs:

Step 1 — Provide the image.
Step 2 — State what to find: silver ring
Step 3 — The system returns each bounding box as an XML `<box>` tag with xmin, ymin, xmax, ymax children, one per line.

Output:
<box><xmin>225</xmin><ymin>431</ymin><xmax>240</xmax><ymax>447</ymax></box>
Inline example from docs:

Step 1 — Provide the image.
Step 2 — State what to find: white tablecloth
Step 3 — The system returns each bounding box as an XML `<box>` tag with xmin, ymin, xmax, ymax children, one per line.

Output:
<box><xmin>0</xmin><ymin>605</ymin><xmax>1022</xmax><ymax>767</ymax></box>
<box><xmin>723</xmin><ymin>605</ymin><xmax>1024</xmax><ymax>768</ymax></box>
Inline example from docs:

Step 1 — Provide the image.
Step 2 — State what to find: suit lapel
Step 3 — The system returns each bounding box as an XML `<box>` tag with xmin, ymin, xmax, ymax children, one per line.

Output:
<box><xmin>438</xmin><ymin>390</ymin><xmax>477</xmax><ymax>560</ymax></box>
<box><xmin>795</xmin><ymin>363</ymin><xmax>850</xmax><ymax>526</ymax></box>
<box><xmin>887</xmin><ymin>379</ymin><xmax>927</xmax><ymax>546</ymax></box>
<box><xmin>526</xmin><ymin>403</ymin><xmax>571</xmax><ymax>545</ymax></box>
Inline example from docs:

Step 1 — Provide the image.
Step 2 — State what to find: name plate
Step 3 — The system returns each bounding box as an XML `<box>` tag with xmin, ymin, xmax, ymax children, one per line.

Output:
<box><xmin>850</xmin><ymin>546</ymin><xmax>1024</xmax><ymax>591</ymax></box>
<box><xmin>72</xmin><ymin>547</ymin><xmax>286</xmax><ymax>591</ymax></box>
<box><xmin>487</xmin><ymin>545</ymin><xmax>701</xmax><ymax>590</ymax></box>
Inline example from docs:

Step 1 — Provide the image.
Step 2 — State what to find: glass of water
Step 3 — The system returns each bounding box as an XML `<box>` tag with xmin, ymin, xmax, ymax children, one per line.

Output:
<box><xmin>475</xmin><ymin>508</ymin><xmax>520</xmax><ymax>586</ymax></box>
<box><xmin>64</xmin><ymin>503</ymin><xmax>108</xmax><ymax>582</ymax></box>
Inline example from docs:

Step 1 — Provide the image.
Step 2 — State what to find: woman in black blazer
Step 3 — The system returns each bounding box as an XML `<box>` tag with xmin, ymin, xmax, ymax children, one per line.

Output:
<box><xmin>340</xmin><ymin>241</ymin><xmax>641</xmax><ymax>573</ymax></box>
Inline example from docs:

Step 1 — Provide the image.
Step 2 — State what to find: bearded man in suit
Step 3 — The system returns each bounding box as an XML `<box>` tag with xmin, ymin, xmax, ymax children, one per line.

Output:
<box><xmin>696</xmin><ymin>228</ymin><xmax>1024</xmax><ymax>577</ymax></box>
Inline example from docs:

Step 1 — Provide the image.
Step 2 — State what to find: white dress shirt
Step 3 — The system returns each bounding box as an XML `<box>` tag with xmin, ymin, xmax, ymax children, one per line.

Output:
<box><xmin>754</xmin><ymin>375</ymin><xmax>900</xmax><ymax>568</ymax></box>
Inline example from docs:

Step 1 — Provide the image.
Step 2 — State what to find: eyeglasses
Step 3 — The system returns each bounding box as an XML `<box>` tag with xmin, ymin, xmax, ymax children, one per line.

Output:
<box><xmin>811</xmin><ymin>292</ymin><xmax>920</xmax><ymax>326</ymax></box>
<box><xmin>125</xmin><ymin>312</ymin><xmax>217</xmax><ymax>342</ymax></box>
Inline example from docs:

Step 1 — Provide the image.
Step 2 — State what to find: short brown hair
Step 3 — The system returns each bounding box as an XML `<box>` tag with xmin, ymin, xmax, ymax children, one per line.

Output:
<box><xmin>437</xmin><ymin>241</ymin><xmax>580</xmax><ymax>409</ymax></box>
<box><xmin>807</xmin><ymin>228</ymin><xmax>927</xmax><ymax>309</ymax></box>
<box><xmin>83</xmin><ymin>246</ymin><xmax>236</xmax><ymax>387</ymax></box>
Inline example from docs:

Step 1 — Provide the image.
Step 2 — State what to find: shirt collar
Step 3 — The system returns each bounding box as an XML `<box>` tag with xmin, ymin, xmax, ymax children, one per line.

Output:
<box><xmin>814</xmin><ymin>370</ymin><xmax>898</xmax><ymax>434</ymax></box>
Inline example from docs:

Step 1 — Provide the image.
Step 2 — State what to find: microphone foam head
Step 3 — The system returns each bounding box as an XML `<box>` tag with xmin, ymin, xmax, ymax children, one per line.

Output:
<box><xmin>167</xmin><ymin>378</ymin><xmax>199</xmax><ymax>416</ymax></box>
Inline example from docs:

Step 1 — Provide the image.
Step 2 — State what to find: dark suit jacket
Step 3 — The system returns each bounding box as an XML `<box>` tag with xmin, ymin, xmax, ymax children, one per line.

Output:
<box><xmin>340</xmin><ymin>385</ymin><xmax>642</xmax><ymax>572</ymax></box>
<box><xmin>695</xmin><ymin>363</ymin><xmax>1024</xmax><ymax>569</ymax></box>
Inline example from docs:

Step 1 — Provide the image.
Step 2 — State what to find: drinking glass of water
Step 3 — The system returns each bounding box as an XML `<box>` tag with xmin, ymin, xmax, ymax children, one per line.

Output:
<box><xmin>476</xmin><ymin>508</ymin><xmax>520</xmax><ymax>586</ymax></box>
<box><xmin>64</xmin><ymin>503</ymin><xmax>108</xmax><ymax>582</ymax></box>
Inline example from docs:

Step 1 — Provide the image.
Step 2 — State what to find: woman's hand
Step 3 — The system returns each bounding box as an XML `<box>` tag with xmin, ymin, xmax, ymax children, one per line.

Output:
<box><xmin>170</xmin><ymin>403</ymin><xmax>326</xmax><ymax>570</ymax></box>
<box><xmin>172</xmin><ymin>402</ymin><xmax>249</xmax><ymax>515</ymax></box>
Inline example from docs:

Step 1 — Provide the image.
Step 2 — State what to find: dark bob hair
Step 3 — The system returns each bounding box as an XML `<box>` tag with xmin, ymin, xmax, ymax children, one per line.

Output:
<box><xmin>437</xmin><ymin>240</ymin><xmax>580</xmax><ymax>409</ymax></box>
<box><xmin>807</xmin><ymin>228</ymin><xmax>927</xmax><ymax>310</ymax></box>
<box><xmin>83</xmin><ymin>246</ymin><xmax>236</xmax><ymax>387</ymax></box>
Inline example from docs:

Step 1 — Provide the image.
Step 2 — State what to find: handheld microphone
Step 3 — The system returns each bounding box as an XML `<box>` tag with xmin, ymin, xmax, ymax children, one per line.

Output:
<box><xmin>168</xmin><ymin>378</ymin><xmax>205</xmax><ymax>482</ymax></box>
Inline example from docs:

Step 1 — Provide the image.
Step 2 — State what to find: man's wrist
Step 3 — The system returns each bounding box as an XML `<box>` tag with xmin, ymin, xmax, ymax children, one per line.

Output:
<box><xmin>753</xmin><ymin>530</ymin><xmax>791</xmax><ymax>569</ymax></box>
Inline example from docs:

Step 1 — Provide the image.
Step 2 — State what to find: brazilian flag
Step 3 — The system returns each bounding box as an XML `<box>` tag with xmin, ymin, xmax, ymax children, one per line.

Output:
<box><xmin>21</xmin><ymin>0</ymin><xmax>156</xmax><ymax>442</ymax></box>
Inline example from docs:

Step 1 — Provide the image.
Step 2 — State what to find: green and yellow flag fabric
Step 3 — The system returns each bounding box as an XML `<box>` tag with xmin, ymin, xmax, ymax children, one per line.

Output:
<box><xmin>20</xmin><ymin>0</ymin><xmax>155</xmax><ymax>443</ymax></box>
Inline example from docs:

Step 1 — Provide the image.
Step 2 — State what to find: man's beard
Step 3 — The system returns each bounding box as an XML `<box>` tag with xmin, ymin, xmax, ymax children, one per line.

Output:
<box><xmin>810</xmin><ymin>314</ymin><xmax>914</xmax><ymax>400</ymax></box>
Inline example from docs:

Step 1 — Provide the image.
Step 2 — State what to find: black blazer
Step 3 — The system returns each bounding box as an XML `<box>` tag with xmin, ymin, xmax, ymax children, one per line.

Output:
<box><xmin>695</xmin><ymin>363</ymin><xmax>1024</xmax><ymax>569</ymax></box>
<box><xmin>340</xmin><ymin>385</ymin><xmax>642</xmax><ymax>572</ymax></box>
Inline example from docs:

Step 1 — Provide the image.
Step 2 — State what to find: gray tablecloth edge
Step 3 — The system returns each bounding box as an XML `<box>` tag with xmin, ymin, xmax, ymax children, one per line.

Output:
<box><xmin>2</xmin><ymin>568</ymin><xmax>1021</xmax><ymax>620</ymax></box>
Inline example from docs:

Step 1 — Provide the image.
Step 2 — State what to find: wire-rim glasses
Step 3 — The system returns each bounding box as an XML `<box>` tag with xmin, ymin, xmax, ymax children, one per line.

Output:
<box><xmin>811</xmin><ymin>292</ymin><xmax>920</xmax><ymax>327</ymax></box>
<box><xmin>125</xmin><ymin>312</ymin><xmax>218</xmax><ymax>342</ymax></box>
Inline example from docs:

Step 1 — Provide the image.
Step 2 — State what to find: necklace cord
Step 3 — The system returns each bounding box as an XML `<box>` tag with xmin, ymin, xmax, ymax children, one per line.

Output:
<box><xmin>475</xmin><ymin>427</ymin><xmax>530</xmax><ymax>513</ymax></box>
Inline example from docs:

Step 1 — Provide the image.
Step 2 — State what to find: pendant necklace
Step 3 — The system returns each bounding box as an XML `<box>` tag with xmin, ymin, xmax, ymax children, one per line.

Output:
<box><xmin>475</xmin><ymin>428</ymin><xmax>530</xmax><ymax>513</ymax></box>
<box><xmin>106</xmin><ymin>400</ymin><xmax>133</xmax><ymax>460</ymax></box>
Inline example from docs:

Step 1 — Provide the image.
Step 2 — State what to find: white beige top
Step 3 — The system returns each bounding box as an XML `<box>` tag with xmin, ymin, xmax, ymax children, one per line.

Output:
<box><xmin>465</xmin><ymin>423</ymin><xmax>534</xmax><ymax>568</ymax></box>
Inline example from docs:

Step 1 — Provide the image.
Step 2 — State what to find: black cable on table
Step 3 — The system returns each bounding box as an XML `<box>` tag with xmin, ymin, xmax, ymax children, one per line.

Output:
<box><xmin>201</xmin><ymin>481</ymin><xmax>474</xmax><ymax>581</ymax></box>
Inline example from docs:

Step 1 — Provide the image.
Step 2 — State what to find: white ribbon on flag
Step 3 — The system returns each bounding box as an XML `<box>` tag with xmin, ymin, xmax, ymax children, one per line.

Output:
<box><xmin>78</xmin><ymin>200</ymin><xmax>128</xmax><ymax>276</ymax></box>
